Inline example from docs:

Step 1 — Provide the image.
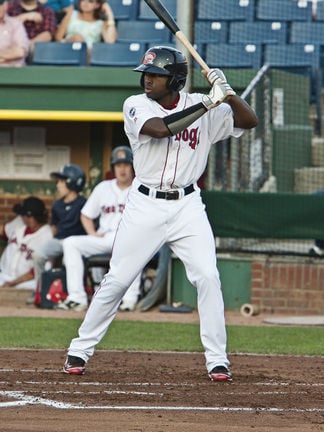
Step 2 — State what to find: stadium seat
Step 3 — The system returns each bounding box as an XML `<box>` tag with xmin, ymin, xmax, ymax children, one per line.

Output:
<box><xmin>90</xmin><ymin>42</ymin><xmax>146</xmax><ymax>67</ymax></box>
<box><xmin>138</xmin><ymin>0</ymin><xmax>176</xmax><ymax>20</ymax></box>
<box><xmin>197</xmin><ymin>0</ymin><xmax>255</xmax><ymax>22</ymax></box>
<box><xmin>290</xmin><ymin>22</ymin><xmax>324</xmax><ymax>44</ymax></box>
<box><xmin>205</xmin><ymin>43</ymin><xmax>262</xmax><ymax>69</ymax></box>
<box><xmin>194</xmin><ymin>21</ymin><xmax>228</xmax><ymax>44</ymax></box>
<box><xmin>264</xmin><ymin>43</ymin><xmax>320</xmax><ymax>71</ymax></box>
<box><xmin>32</xmin><ymin>42</ymin><xmax>87</xmax><ymax>66</ymax></box>
<box><xmin>229</xmin><ymin>21</ymin><xmax>287</xmax><ymax>45</ymax></box>
<box><xmin>117</xmin><ymin>20</ymin><xmax>170</xmax><ymax>44</ymax></box>
<box><xmin>256</xmin><ymin>0</ymin><xmax>312</xmax><ymax>22</ymax></box>
<box><xmin>264</xmin><ymin>43</ymin><xmax>321</xmax><ymax>111</ymax></box>
<box><xmin>108</xmin><ymin>0</ymin><xmax>138</xmax><ymax>21</ymax></box>
<box><xmin>315</xmin><ymin>1</ymin><xmax>324</xmax><ymax>21</ymax></box>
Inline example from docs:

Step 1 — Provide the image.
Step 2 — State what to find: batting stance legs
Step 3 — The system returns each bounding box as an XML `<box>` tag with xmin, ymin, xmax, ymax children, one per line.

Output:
<box><xmin>67</xmin><ymin>184</ymin><xmax>229</xmax><ymax>374</ymax></box>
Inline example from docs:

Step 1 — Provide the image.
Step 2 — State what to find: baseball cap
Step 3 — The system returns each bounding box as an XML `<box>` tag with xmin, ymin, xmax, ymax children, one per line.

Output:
<box><xmin>111</xmin><ymin>146</ymin><xmax>133</xmax><ymax>165</ymax></box>
<box><xmin>13</xmin><ymin>196</ymin><xmax>47</xmax><ymax>218</ymax></box>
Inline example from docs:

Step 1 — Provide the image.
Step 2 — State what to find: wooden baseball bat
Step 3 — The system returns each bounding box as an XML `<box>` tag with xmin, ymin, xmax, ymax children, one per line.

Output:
<box><xmin>144</xmin><ymin>0</ymin><xmax>210</xmax><ymax>72</ymax></box>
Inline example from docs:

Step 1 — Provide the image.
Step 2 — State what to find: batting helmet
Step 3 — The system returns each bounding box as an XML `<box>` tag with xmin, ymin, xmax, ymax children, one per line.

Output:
<box><xmin>50</xmin><ymin>164</ymin><xmax>86</xmax><ymax>192</ymax></box>
<box><xmin>111</xmin><ymin>146</ymin><xmax>133</xmax><ymax>167</ymax></box>
<box><xmin>134</xmin><ymin>45</ymin><xmax>188</xmax><ymax>92</ymax></box>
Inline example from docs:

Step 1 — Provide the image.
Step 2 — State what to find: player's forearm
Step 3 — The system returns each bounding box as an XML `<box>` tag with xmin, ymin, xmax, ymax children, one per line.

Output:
<box><xmin>6</xmin><ymin>270</ymin><xmax>34</xmax><ymax>287</ymax></box>
<box><xmin>81</xmin><ymin>214</ymin><xmax>97</xmax><ymax>235</ymax></box>
<box><xmin>225</xmin><ymin>95</ymin><xmax>258</xmax><ymax>129</ymax></box>
<box><xmin>141</xmin><ymin>102</ymin><xmax>207</xmax><ymax>138</ymax></box>
<box><xmin>164</xmin><ymin>103</ymin><xmax>207</xmax><ymax>135</ymax></box>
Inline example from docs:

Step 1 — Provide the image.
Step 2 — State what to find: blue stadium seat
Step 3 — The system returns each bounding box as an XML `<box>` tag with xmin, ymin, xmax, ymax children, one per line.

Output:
<box><xmin>264</xmin><ymin>44</ymin><xmax>320</xmax><ymax>71</ymax></box>
<box><xmin>315</xmin><ymin>1</ymin><xmax>324</xmax><ymax>21</ymax></box>
<box><xmin>90</xmin><ymin>42</ymin><xmax>146</xmax><ymax>67</ymax></box>
<box><xmin>32</xmin><ymin>42</ymin><xmax>87</xmax><ymax>66</ymax></box>
<box><xmin>205</xmin><ymin>43</ymin><xmax>262</xmax><ymax>69</ymax></box>
<box><xmin>138</xmin><ymin>0</ymin><xmax>176</xmax><ymax>20</ymax></box>
<box><xmin>197</xmin><ymin>0</ymin><xmax>255</xmax><ymax>21</ymax></box>
<box><xmin>290</xmin><ymin>22</ymin><xmax>324</xmax><ymax>44</ymax></box>
<box><xmin>194</xmin><ymin>21</ymin><xmax>228</xmax><ymax>44</ymax></box>
<box><xmin>108</xmin><ymin>0</ymin><xmax>138</xmax><ymax>21</ymax></box>
<box><xmin>290</xmin><ymin>22</ymin><xmax>324</xmax><ymax>74</ymax></box>
<box><xmin>229</xmin><ymin>21</ymin><xmax>287</xmax><ymax>45</ymax></box>
<box><xmin>264</xmin><ymin>43</ymin><xmax>321</xmax><ymax>108</ymax></box>
<box><xmin>117</xmin><ymin>20</ymin><xmax>170</xmax><ymax>44</ymax></box>
<box><xmin>256</xmin><ymin>0</ymin><xmax>312</xmax><ymax>22</ymax></box>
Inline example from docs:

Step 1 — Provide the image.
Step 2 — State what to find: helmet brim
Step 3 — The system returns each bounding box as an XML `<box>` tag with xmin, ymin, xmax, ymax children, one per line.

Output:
<box><xmin>133</xmin><ymin>64</ymin><xmax>171</xmax><ymax>76</ymax></box>
<box><xmin>50</xmin><ymin>172</ymin><xmax>68</xmax><ymax>180</ymax></box>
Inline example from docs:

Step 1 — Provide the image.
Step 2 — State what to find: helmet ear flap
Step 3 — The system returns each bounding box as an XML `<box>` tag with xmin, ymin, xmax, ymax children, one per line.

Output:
<box><xmin>167</xmin><ymin>76</ymin><xmax>185</xmax><ymax>92</ymax></box>
<box><xmin>140</xmin><ymin>74</ymin><xmax>145</xmax><ymax>88</ymax></box>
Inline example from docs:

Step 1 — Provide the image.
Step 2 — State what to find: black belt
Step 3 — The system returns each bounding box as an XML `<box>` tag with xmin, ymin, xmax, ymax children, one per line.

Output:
<box><xmin>138</xmin><ymin>184</ymin><xmax>195</xmax><ymax>200</ymax></box>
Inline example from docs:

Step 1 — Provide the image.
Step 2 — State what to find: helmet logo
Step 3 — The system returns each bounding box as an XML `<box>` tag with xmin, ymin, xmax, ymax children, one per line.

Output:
<box><xmin>143</xmin><ymin>52</ymin><xmax>156</xmax><ymax>64</ymax></box>
<box><xmin>116</xmin><ymin>150</ymin><xmax>126</xmax><ymax>159</ymax></box>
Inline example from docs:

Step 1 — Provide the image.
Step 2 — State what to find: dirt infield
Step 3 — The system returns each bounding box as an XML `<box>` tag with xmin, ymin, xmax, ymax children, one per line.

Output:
<box><xmin>0</xmin><ymin>349</ymin><xmax>323</xmax><ymax>432</ymax></box>
<box><xmin>0</xmin><ymin>289</ymin><xmax>323</xmax><ymax>431</ymax></box>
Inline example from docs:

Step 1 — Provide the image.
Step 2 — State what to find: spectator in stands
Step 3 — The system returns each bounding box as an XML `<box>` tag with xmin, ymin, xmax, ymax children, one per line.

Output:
<box><xmin>30</xmin><ymin>164</ymin><xmax>87</xmax><ymax>305</ymax></box>
<box><xmin>0</xmin><ymin>0</ymin><xmax>30</xmax><ymax>66</ymax></box>
<box><xmin>0</xmin><ymin>197</ymin><xmax>52</xmax><ymax>290</ymax></box>
<box><xmin>57</xmin><ymin>146</ymin><xmax>141</xmax><ymax>312</ymax></box>
<box><xmin>7</xmin><ymin>0</ymin><xmax>56</xmax><ymax>51</ymax></box>
<box><xmin>55</xmin><ymin>0</ymin><xmax>117</xmax><ymax>49</ymax></box>
<box><xmin>39</xmin><ymin>0</ymin><xmax>73</xmax><ymax>24</ymax></box>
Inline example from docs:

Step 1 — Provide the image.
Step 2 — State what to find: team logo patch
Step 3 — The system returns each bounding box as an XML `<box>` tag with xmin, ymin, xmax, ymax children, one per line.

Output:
<box><xmin>129</xmin><ymin>107</ymin><xmax>136</xmax><ymax>117</ymax></box>
<box><xmin>143</xmin><ymin>52</ymin><xmax>156</xmax><ymax>64</ymax></box>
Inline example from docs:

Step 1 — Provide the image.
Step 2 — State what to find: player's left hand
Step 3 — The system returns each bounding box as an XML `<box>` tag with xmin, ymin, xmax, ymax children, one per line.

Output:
<box><xmin>202</xmin><ymin>68</ymin><xmax>236</xmax><ymax>97</ymax></box>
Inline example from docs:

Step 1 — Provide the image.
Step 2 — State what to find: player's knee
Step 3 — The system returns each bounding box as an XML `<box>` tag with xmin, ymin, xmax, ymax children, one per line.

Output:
<box><xmin>104</xmin><ymin>273</ymin><xmax>130</xmax><ymax>294</ymax></box>
<box><xmin>32</xmin><ymin>250</ymin><xmax>46</xmax><ymax>264</ymax></box>
<box><xmin>62</xmin><ymin>236</ymin><xmax>78</xmax><ymax>251</ymax></box>
<box><xmin>193</xmin><ymin>266</ymin><xmax>220</xmax><ymax>287</ymax></box>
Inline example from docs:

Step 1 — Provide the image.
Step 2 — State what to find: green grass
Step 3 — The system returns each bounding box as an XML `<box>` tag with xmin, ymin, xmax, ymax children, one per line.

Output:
<box><xmin>0</xmin><ymin>317</ymin><xmax>323</xmax><ymax>355</ymax></box>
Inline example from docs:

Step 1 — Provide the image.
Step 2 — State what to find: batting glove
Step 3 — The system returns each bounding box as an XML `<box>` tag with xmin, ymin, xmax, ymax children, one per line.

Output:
<box><xmin>202</xmin><ymin>70</ymin><xmax>236</xmax><ymax>110</ymax></box>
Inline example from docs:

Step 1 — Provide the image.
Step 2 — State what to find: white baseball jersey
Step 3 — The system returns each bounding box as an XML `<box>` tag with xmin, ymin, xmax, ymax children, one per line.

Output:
<box><xmin>0</xmin><ymin>217</ymin><xmax>53</xmax><ymax>279</ymax></box>
<box><xmin>81</xmin><ymin>179</ymin><xmax>130</xmax><ymax>235</ymax></box>
<box><xmin>124</xmin><ymin>91</ymin><xmax>243</xmax><ymax>189</ymax></box>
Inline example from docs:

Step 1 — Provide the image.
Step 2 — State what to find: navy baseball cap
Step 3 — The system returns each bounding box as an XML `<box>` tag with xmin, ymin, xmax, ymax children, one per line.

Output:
<box><xmin>13</xmin><ymin>196</ymin><xmax>47</xmax><ymax>218</ymax></box>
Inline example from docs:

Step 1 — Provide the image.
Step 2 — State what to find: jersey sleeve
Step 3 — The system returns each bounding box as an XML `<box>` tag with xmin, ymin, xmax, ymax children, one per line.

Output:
<box><xmin>123</xmin><ymin>95</ymin><xmax>155</xmax><ymax>144</ymax></box>
<box><xmin>4</xmin><ymin>216</ymin><xmax>24</xmax><ymax>239</ymax></box>
<box><xmin>208</xmin><ymin>103</ymin><xmax>244</xmax><ymax>143</ymax></box>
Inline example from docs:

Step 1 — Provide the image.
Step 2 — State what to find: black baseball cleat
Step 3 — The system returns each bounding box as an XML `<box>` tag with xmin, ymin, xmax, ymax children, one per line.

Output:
<box><xmin>208</xmin><ymin>366</ymin><xmax>232</xmax><ymax>382</ymax></box>
<box><xmin>63</xmin><ymin>355</ymin><xmax>86</xmax><ymax>375</ymax></box>
<box><xmin>309</xmin><ymin>245</ymin><xmax>324</xmax><ymax>257</ymax></box>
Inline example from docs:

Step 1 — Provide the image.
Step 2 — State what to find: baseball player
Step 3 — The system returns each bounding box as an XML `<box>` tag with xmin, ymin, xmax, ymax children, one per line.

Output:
<box><xmin>63</xmin><ymin>46</ymin><xmax>258</xmax><ymax>381</ymax></box>
<box><xmin>0</xmin><ymin>197</ymin><xmax>52</xmax><ymax>289</ymax></box>
<box><xmin>57</xmin><ymin>146</ymin><xmax>142</xmax><ymax>312</ymax></box>
<box><xmin>31</xmin><ymin>164</ymin><xmax>86</xmax><ymax>305</ymax></box>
